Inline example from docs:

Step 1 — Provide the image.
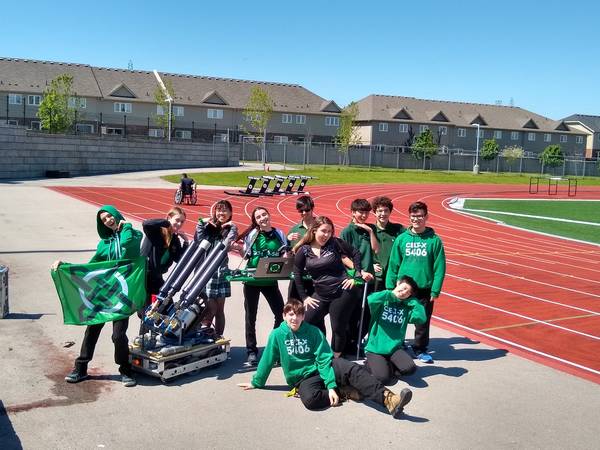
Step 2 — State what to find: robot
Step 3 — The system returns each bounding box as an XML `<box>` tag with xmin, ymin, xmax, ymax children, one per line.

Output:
<box><xmin>129</xmin><ymin>239</ymin><xmax>231</xmax><ymax>382</ymax></box>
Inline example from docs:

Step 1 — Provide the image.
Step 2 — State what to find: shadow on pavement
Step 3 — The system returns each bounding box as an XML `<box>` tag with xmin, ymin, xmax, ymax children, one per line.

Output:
<box><xmin>0</xmin><ymin>400</ymin><xmax>23</xmax><ymax>450</ymax></box>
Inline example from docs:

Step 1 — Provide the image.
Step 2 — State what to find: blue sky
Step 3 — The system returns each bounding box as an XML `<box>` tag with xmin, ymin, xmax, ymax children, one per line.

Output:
<box><xmin>2</xmin><ymin>0</ymin><xmax>598</xmax><ymax>120</ymax></box>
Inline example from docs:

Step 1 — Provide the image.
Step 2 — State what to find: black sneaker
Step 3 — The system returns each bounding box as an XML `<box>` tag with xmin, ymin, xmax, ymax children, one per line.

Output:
<box><xmin>246</xmin><ymin>352</ymin><xmax>258</xmax><ymax>366</ymax></box>
<box><xmin>121</xmin><ymin>374</ymin><xmax>137</xmax><ymax>387</ymax></box>
<box><xmin>65</xmin><ymin>370</ymin><xmax>88</xmax><ymax>383</ymax></box>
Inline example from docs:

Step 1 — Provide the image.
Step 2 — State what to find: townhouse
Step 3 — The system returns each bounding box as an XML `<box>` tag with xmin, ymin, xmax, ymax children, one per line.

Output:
<box><xmin>562</xmin><ymin>114</ymin><xmax>600</xmax><ymax>158</ymax></box>
<box><xmin>355</xmin><ymin>95</ymin><xmax>587</xmax><ymax>156</ymax></box>
<box><xmin>0</xmin><ymin>57</ymin><xmax>342</xmax><ymax>143</ymax></box>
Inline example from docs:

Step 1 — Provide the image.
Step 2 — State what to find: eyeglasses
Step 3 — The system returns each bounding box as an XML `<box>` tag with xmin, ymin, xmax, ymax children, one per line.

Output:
<box><xmin>297</xmin><ymin>208</ymin><xmax>312</xmax><ymax>213</ymax></box>
<box><xmin>409</xmin><ymin>215</ymin><xmax>426</xmax><ymax>221</ymax></box>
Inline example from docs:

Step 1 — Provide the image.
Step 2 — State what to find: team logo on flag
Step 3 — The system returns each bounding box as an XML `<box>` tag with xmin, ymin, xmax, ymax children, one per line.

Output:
<box><xmin>51</xmin><ymin>257</ymin><xmax>147</xmax><ymax>325</ymax></box>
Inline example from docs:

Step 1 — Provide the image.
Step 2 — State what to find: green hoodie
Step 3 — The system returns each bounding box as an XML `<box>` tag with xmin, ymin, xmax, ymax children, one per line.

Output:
<box><xmin>385</xmin><ymin>226</ymin><xmax>446</xmax><ymax>297</ymax></box>
<box><xmin>251</xmin><ymin>321</ymin><xmax>337</xmax><ymax>390</ymax></box>
<box><xmin>365</xmin><ymin>290</ymin><xmax>426</xmax><ymax>355</ymax></box>
<box><xmin>89</xmin><ymin>205</ymin><xmax>142</xmax><ymax>263</ymax></box>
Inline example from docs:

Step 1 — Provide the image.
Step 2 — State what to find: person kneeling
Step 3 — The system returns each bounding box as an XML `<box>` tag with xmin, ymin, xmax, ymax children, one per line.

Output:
<box><xmin>238</xmin><ymin>299</ymin><xmax>413</xmax><ymax>418</ymax></box>
<box><xmin>365</xmin><ymin>276</ymin><xmax>427</xmax><ymax>385</ymax></box>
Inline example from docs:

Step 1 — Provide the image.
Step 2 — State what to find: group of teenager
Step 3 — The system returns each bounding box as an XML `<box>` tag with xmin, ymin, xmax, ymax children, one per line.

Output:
<box><xmin>51</xmin><ymin>192</ymin><xmax>446</xmax><ymax>419</ymax></box>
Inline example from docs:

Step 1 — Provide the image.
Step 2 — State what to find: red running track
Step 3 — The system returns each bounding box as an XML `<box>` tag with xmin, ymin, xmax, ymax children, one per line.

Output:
<box><xmin>49</xmin><ymin>183</ymin><xmax>600</xmax><ymax>384</ymax></box>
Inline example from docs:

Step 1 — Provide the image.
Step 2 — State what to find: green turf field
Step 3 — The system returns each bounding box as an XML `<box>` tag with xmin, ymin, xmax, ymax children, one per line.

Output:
<box><xmin>462</xmin><ymin>199</ymin><xmax>600</xmax><ymax>244</ymax></box>
<box><xmin>162</xmin><ymin>165</ymin><xmax>600</xmax><ymax>187</ymax></box>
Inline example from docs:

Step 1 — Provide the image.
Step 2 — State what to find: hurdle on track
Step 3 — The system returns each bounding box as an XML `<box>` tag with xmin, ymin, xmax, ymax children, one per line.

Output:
<box><xmin>224</xmin><ymin>175</ymin><xmax>317</xmax><ymax>197</ymax></box>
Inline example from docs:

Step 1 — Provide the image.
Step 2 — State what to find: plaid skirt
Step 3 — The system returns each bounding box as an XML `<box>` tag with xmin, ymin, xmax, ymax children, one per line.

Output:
<box><xmin>204</xmin><ymin>266</ymin><xmax>231</xmax><ymax>299</ymax></box>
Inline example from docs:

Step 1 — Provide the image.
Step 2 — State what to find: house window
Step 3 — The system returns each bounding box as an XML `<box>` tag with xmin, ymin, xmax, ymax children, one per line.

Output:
<box><xmin>544</xmin><ymin>133</ymin><xmax>551</xmax><ymax>142</ymax></box>
<box><xmin>68</xmin><ymin>97</ymin><xmax>86</xmax><ymax>108</ymax></box>
<box><xmin>439</xmin><ymin>126</ymin><xmax>447</xmax><ymax>135</ymax></box>
<box><xmin>325</xmin><ymin>116</ymin><xmax>339</xmax><ymax>127</ymax></box>
<box><xmin>419</xmin><ymin>125</ymin><xmax>429</xmax><ymax>133</ymax></box>
<box><xmin>511</xmin><ymin>131</ymin><xmax>519</xmax><ymax>140</ymax></box>
<box><xmin>296</xmin><ymin>114</ymin><xmax>306</xmax><ymax>124</ymax></box>
<box><xmin>149</xmin><ymin>128</ymin><xmax>164</xmax><ymax>138</ymax></box>
<box><xmin>477</xmin><ymin>129</ymin><xmax>485</xmax><ymax>138</ymax></box>
<box><xmin>457</xmin><ymin>128</ymin><xmax>466</xmax><ymax>138</ymax></box>
<box><xmin>208</xmin><ymin>109</ymin><xmax>223</xmax><ymax>119</ymax></box>
<box><xmin>576</xmin><ymin>136</ymin><xmax>583</xmax><ymax>144</ymax></box>
<box><xmin>104</xmin><ymin>127</ymin><xmax>123</xmax><ymax>135</ymax></box>
<box><xmin>274</xmin><ymin>135</ymin><xmax>289</xmax><ymax>144</ymax></box>
<box><xmin>30</xmin><ymin>121</ymin><xmax>41</xmax><ymax>130</ymax></box>
<box><xmin>494</xmin><ymin>130</ymin><xmax>502</xmax><ymax>139</ymax></box>
<box><xmin>7</xmin><ymin>119</ymin><xmax>18</xmax><ymax>125</ymax></box>
<box><xmin>28</xmin><ymin>95</ymin><xmax>42</xmax><ymax>106</ymax></box>
<box><xmin>399</xmin><ymin>123</ymin><xmax>408</xmax><ymax>133</ymax></box>
<box><xmin>8</xmin><ymin>94</ymin><xmax>23</xmax><ymax>105</ymax></box>
<box><xmin>156</xmin><ymin>105</ymin><xmax>165</xmax><ymax>115</ymax></box>
<box><xmin>379</xmin><ymin>123</ymin><xmax>388</xmax><ymax>132</ymax></box>
<box><xmin>528</xmin><ymin>132</ymin><xmax>536</xmax><ymax>141</ymax></box>
<box><xmin>282</xmin><ymin>114</ymin><xmax>293</xmax><ymax>124</ymax></box>
<box><xmin>560</xmin><ymin>135</ymin><xmax>567</xmax><ymax>143</ymax></box>
<box><xmin>114</xmin><ymin>102</ymin><xmax>132</xmax><ymax>113</ymax></box>
<box><xmin>76</xmin><ymin>123</ymin><xmax>94</xmax><ymax>134</ymax></box>
<box><xmin>175</xmin><ymin>130</ymin><xmax>191</xmax><ymax>139</ymax></box>
<box><xmin>173</xmin><ymin>106</ymin><xmax>184</xmax><ymax>117</ymax></box>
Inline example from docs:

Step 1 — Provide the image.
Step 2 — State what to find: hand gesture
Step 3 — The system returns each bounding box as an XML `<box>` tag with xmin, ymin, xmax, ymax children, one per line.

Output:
<box><xmin>50</xmin><ymin>260</ymin><xmax>62</xmax><ymax>271</ymax></box>
<box><xmin>237</xmin><ymin>382</ymin><xmax>255</xmax><ymax>390</ymax></box>
<box><xmin>288</xmin><ymin>232</ymin><xmax>300</xmax><ymax>242</ymax></box>
<box><xmin>303</xmin><ymin>296</ymin><xmax>320</xmax><ymax>310</ymax></box>
<box><xmin>373</xmin><ymin>263</ymin><xmax>382</xmax><ymax>274</ymax></box>
<box><xmin>353</xmin><ymin>222</ymin><xmax>372</xmax><ymax>233</ymax></box>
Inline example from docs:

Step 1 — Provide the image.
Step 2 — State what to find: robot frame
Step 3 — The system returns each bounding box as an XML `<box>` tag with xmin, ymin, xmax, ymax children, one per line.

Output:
<box><xmin>129</xmin><ymin>239</ymin><xmax>230</xmax><ymax>382</ymax></box>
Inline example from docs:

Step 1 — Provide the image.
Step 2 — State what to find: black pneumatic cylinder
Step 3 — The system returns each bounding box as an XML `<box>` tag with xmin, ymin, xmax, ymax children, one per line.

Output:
<box><xmin>179</xmin><ymin>242</ymin><xmax>227</xmax><ymax>309</ymax></box>
<box><xmin>165</xmin><ymin>239</ymin><xmax>212</xmax><ymax>298</ymax></box>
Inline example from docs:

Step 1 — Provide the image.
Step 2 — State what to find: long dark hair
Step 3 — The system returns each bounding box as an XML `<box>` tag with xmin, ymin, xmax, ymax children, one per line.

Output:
<box><xmin>237</xmin><ymin>206</ymin><xmax>270</xmax><ymax>242</ymax></box>
<box><xmin>292</xmin><ymin>216</ymin><xmax>334</xmax><ymax>253</ymax></box>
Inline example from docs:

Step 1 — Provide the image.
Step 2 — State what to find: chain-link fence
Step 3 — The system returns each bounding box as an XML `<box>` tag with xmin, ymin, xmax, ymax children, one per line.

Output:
<box><xmin>241</xmin><ymin>140</ymin><xmax>600</xmax><ymax>178</ymax></box>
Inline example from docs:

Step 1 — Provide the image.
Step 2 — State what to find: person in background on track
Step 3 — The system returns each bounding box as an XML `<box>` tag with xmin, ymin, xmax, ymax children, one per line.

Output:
<box><xmin>371</xmin><ymin>196</ymin><xmax>404</xmax><ymax>293</ymax></box>
<box><xmin>195</xmin><ymin>200</ymin><xmax>238</xmax><ymax>337</ymax></box>
<box><xmin>365</xmin><ymin>275</ymin><xmax>426</xmax><ymax>384</ymax></box>
<box><xmin>385</xmin><ymin>201</ymin><xmax>446</xmax><ymax>364</ymax></box>
<box><xmin>180</xmin><ymin>173</ymin><xmax>195</xmax><ymax>196</ymax></box>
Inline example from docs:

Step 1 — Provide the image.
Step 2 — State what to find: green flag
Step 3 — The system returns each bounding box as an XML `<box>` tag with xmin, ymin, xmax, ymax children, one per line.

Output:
<box><xmin>51</xmin><ymin>257</ymin><xmax>147</xmax><ymax>325</ymax></box>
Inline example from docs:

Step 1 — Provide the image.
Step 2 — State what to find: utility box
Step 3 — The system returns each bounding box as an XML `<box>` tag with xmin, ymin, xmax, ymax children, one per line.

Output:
<box><xmin>0</xmin><ymin>266</ymin><xmax>8</xmax><ymax>318</ymax></box>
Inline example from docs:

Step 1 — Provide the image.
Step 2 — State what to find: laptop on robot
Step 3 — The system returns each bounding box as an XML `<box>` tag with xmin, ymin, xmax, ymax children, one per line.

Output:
<box><xmin>252</xmin><ymin>257</ymin><xmax>294</xmax><ymax>279</ymax></box>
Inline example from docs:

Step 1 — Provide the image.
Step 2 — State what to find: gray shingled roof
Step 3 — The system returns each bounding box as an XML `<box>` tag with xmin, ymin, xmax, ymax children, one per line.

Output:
<box><xmin>0</xmin><ymin>58</ymin><xmax>101</xmax><ymax>97</ymax></box>
<box><xmin>562</xmin><ymin>114</ymin><xmax>600</xmax><ymax>132</ymax></box>
<box><xmin>0</xmin><ymin>57</ymin><xmax>338</xmax><ymax>115</ymax></box>
<box><xmin>356</xmin><ymin>94</ymin><xmax>579</xmax><ymax>133</ymax></box>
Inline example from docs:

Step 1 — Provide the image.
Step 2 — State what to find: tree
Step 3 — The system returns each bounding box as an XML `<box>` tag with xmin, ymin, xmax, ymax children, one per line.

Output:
<box><xmin>540</xmin><ymin>144</ymin><xmax>564</xmax><ymax>168</ymax></box>
<box><xmin>481</xmin><ymin>139</ymin><xmax>500</xmax><ymax>161</ymax></box>
<box><xmin>336</xmin><ymin>101</ymin><xmax>361</xmax><ymax>165</ymax></box>
<box><xmin>412</xmin><ymin>129</ymin><xmax>438</xmax><ymax>165</ymax></box>
<box><xmin>37</xmin><ymin>74</ymin><xmax>77</xmax><ymax>133</ymax></box>
<box><xmin>154</xmin><ymin>80</ymin><xmax>175</xmax><ymax>138</ymax></box>
<box><xmin>243</xmin><ymin>86</ymin><xmax>274</xmax><ymax>168</ymax></box>
<box><xmin>501</xmin><ymin>145</ymin><xmax>524</xmax><ymax>172</ymax></box>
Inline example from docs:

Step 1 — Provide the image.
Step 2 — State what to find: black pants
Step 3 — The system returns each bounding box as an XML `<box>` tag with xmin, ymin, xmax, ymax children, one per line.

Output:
<box><xmin>288</xmin><ymin>279</ymin><xmax>324</xmax><ymax>333</ymax></box>
<box><xmin>243</xmin><ymin>283</ymin><xmax>284</xmax><ymax>355</ymax></box>
<box><xmin>413</xmin><ymin>288</ymin><xmax>434</xmax><ymax>354</ymax></box>
<box><xmin>344</xmin><ymin>282</ymin><xmax>373</xmax><ymax>355</ymax></box>
<box><xmin>74</xmin><ymin>317</ymin><xmax>132</xmax><ymax>376</ymax></box>
<box><xmin>304</xmin><ymin>288</ymin><xmax>356</xmax><ymax>353</ymax></box>
<box><xmin>366</xmin><ymin>350</ymin><xmax>416</xmax><ymax>384</ymax></box>
<box><xmin>298</xmin><ymin>357</ymin><xmax>386</xmax><ymax>410</ymax></box>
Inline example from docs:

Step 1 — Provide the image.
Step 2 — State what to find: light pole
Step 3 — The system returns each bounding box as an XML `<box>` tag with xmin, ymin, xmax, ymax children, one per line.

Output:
<box><xmin>473</xmin><ymin>123</ymin><xmax>481</xmax><ymax>174</ymax></box>
<box><xmin>153</xmin><ymin>70</ymin><xmax>173</xmax><ymax>142</ymax></box>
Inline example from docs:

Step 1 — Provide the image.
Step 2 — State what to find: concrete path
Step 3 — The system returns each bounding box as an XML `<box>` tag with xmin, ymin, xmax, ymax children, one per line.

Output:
<box><xmin>0</xmin><ymin>168</ymin><xmax>598</xmax><ymax>449</ymax></box>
